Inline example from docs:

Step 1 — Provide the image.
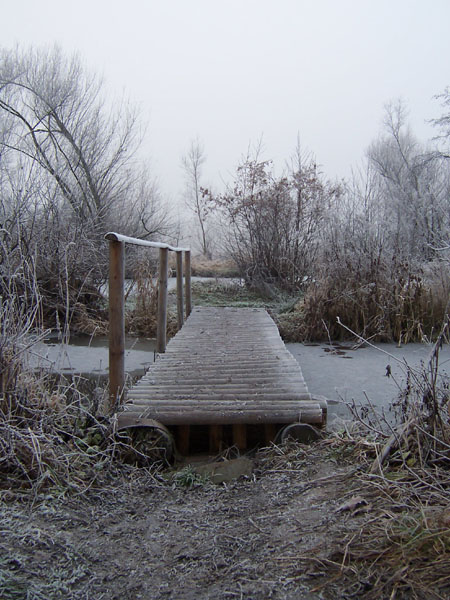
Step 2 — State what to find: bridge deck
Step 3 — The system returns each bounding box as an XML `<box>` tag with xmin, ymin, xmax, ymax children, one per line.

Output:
<box><xmin>118</xmin><ymin>307</ymin><xmax>326</xmax><ymax>452</ymax></box>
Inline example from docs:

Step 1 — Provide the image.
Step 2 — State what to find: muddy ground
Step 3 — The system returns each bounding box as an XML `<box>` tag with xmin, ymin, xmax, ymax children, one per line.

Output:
<box><xmin>0</xmin><ymin>441</ymin><xmax>371</xmax><ymax>600</ymax></box>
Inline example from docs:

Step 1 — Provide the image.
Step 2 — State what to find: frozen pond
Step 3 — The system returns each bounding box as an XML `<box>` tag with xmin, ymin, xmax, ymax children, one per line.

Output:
<box><xmin>287</xmin><ymin>342</ymin><xmax>450</xmax><ymax>422</ymax></box>
<box><xmin>31</xmin><ymin>334</ymin><xmax>450</xmax><ymax>423</ymax></box>
<box><xmin>31</xmin><ymin>335</ymin><xmax>156</xmax><ymax>377</ymax></box>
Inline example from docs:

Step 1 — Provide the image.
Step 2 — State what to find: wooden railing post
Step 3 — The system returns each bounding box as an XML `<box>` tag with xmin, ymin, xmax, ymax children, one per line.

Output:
<box><xmin>156</xmin><ymin>246</ymin><xmax>169</xmax><ymax>353</ymax></box>
<box><xmin>176</xmin><ymin>250</ymin><xmax>184</xmax><ymax>329</ymax></box>
<box><xmin>106</xmin><ymin>232</ymin><xmax>190</xmax><ymax>394</ymax></box>
<box><xmin>184</xmin><ymin>250</ymin><xmax>192</xmax><ymax>318</ymax></box>
<box><xmin>108</xmin><ymin>239</ymin><xmax>125</xmax><ymax>411</ymax></box>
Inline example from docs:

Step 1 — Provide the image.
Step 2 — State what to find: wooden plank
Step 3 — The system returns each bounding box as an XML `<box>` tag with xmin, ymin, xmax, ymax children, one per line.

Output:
<box><xmin>148</xmin><ymin>355</ymin><xmax>301</xmax><ymax>366</ymax></box>
<box><xmin>126</xmin><ymin>394</ymin><xmax>315</xmax><ymax>403</ymax></box>
<box><xmin>136</xmin><ymin>376</ymin><xmax>307</xmax><ymax>386</ymax></box>
<box><xmin>132</xmin><ymin>387</ymin><xmax>310</xmax><ymax>397</ymax></box>
<box><xmin>123</xmin><ymin>306</ymin><xmax>327</xmax><ymax>436</ymax></box>
<box><xmin>122</xmin><ymin>404</ymin><xmax>322</xmax><ymax>415</ymax></box>
<box><xmin>119</xmin><ymin>409</ymin><xmax>323</xmax><ymax>425</ymax></box>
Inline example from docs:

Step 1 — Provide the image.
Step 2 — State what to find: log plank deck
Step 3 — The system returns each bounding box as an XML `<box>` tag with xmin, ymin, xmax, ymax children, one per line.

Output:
<box><xmin>118</xmin><ymin>306</ymin><xmax>327</xmax><ymax>452</ymax></box>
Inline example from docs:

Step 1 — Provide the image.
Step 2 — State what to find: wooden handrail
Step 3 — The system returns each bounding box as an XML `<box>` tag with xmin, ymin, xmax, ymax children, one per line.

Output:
<box><xmin>105</xmin><ymin>232</ymin><xmax>191</xmax><ymax>411</ymax></box>
<box><xmin>105</xmin><ymin>232</ymin><xmax>189</xmax><ymax>252</ymax></box>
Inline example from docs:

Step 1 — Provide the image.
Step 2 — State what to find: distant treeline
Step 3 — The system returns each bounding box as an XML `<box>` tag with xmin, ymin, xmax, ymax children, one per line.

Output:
<box><xmin>1</xmin><ymin>45</ymin><xmax>449</xmax><ymax>342</ymax></box>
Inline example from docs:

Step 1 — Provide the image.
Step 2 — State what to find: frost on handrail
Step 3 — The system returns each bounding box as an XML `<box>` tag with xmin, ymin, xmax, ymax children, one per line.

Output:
<box><xmin>105</xmin><ymin>232</ymin><xmax>189</xmax><ymax>253</ymax></box>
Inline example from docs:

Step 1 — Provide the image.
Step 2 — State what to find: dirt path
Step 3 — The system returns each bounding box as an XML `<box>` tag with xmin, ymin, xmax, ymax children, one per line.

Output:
<box><xmin>1</xmin><ymin>444</ymin><xmax>359</xmax><ymax>600</ymax></box>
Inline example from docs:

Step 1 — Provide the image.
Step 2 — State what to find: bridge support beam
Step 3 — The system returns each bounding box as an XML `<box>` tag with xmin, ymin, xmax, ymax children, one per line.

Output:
<box><xmin>209</xmin><ymin>424</ymin><xmax>223</xmax><ymax>453</ymax></box>
<box><xmin>232</xmin><ymin>424</ymin><xmax>247</xmax><ymax>450</ymax></box>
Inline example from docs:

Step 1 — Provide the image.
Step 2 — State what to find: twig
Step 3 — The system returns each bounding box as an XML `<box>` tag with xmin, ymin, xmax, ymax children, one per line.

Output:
<box><xmin>370</xmin><ymin>418</ymin><xmax>415</xmax><ymax>474</ymax></box>
<box><xmin>336</xmin><ymin>316</ymin><xmax>424</xmax><ymax>373</ymax></box>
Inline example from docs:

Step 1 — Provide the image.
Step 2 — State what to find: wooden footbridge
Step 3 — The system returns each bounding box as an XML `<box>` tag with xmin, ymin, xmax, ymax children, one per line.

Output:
<box><xmin>106</xmin><ymin>233</ymin><xmax>327</xmax><ymax>455</ymax></box>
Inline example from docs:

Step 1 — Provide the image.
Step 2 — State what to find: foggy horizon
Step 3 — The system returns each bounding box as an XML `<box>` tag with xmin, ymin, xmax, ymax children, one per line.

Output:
<box><xmin>3</xmin><ymin>0</ymin><xmax>450</xmax><ymax>201</ymax></box>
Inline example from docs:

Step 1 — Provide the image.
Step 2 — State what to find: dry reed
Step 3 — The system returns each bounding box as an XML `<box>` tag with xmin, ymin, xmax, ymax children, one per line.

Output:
<box><xmin>0</xmin><ymin>279</ymin><xmax>161</xmax><ymax>493</ymax></box>
<box><xmin>315</xmin><ymin>322</ymin><xmax>450</xmax><ymax>599</ymax></box>
<box><xmin>125</xmin><ymin>254</ymin><xmax>178</xmax><ymax>337</ymax></box>
<box><xmin>278</xmin><ymin>261</ymin><xmax>450</xmax><ymax>343</ymax></box>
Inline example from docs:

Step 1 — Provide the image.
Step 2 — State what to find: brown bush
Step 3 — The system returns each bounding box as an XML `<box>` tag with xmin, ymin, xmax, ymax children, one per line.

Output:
<box><xmin>190</xmin><ymin>256</ymin><xmax>240</xmax><ymax>278</ymax></box>
<box><xmin>278</xmin><ymin>261</ymin><xmax>449</xmax><ymax>343</ymax></box>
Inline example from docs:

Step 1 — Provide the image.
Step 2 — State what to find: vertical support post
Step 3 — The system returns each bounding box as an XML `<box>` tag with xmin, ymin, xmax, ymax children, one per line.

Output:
<box><xmin>264</xmin><ymin>423</ymin><xmax>277</xmax><ymax>445</ymax></box>
<box><xmin>209</xmin><ymin>424</ymin><xmax>223</xmax><ymax>453</ymax></box>
<box><xmin>156</xmin><ymin>246</ymin><xmax>169</xmax><ymax>353</ymax></box>
<box><xmin>108</xmin><ymin>240</ymin><xmax>125</xmax><ymax>412</ymax></box>
<box><xmin>177</xmin><ymin>425</ymin><xmax>190</xmax><ymax>455</ymax></box>
<box><xmin>233</xmin><ymin>424</ymin><xmax>247</xmax><ymax>450</ymax></box>
<box><xmin>184</xmin><ymin>250</ymin><xmax>192</xmax><ymax>319</ymax></box>
<box><xmin>176</xmin><ymin>250</ymin><xmax>184</xmax><ymax>329</ymax></box>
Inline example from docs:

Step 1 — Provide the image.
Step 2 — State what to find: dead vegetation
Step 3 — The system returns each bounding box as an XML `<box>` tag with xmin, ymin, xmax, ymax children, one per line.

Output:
<box><xmin>124</xmin><ymin>254</ymin><xmax>160</xmax><ymax>337</ymax></box>
<box><xmin>314</xmin><ymin>321</ymin><xmax>450</xmax><ymax>599</ymax></box>
<box><xmin>1</xmin><ymin>260</ymin><xmax>449</xmax><ymax>598</ymax></box>
<box><xmin>2</xmin><ymin>420</ymin><xmax>448</xmax><ymax>599</ymax></box>
<box><xmin>189</xmin><ymin>256</ymin><xmax>240</xmax><ymax>278</ymax></box>
<box><xmin>277</xmin><ymin>259</ymin><xmax>450</xmax><ymax>343</ymax></box>
<box><xmin>0</xmin><ymin>281</ymin><xmax>164</xmax><ymax>494</ymax></box>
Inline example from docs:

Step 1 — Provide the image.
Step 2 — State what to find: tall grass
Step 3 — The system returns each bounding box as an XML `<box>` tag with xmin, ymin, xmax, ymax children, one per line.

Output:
<box><xmin>125</xmin><ymin>254</ymin><xmax>178</xmax><ymax>337</ymax></box>
<box><xmin>279</xmin><ymin>259</ymin><xmax>449</xmax><ymax>343</ymax></box>
<box><xmin>321</xmin><ymin>323</ymin><xmax>450</xmax><ymax>599</ymax></box>
<box><xmin>0</xmin><ymin>268</ymin><xmax>119</xmax><ymax>491</ymax></box>
<box><xmin>189</xmin><ymin>256</ymin><xmax>240</xmax><ymax>278</ymax></box>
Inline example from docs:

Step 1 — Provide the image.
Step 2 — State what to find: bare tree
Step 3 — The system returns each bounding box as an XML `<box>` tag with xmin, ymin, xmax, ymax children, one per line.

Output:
<box><xmin>181</xmin><ymin>138</ymin><xmax>213</xmax><ymax>258</ymax></box>
<box><xmin>0</xmin><ymin>44</ymin><xmax>171</xmax><ymax>328</ymax></box>
<box><xmin>287</xmin><ymin>138</ymin><xmax>337</xmax><ymax>280</ymax></box>
<box><xmin>305</xmin><ymin>101</ymin><xmax>450</xmax><ymax>342</ymax></box>
<box><xmin>431</xmin><ymin>86</ymin><xmax>450</xmax><ymax>158</ymax></box>
<box><xmin>1</xmin><ymin>46</ymin><xmax>141</xmax><ymax>224</ymax></box>
<box><xmin>367</xmin><ymin>100</ymin><xmax>450</xmax><ymax>261</ymax></box>
<box><xmin>209</xmin><ymin>146</ymin><xmax>339</xmax><ymax>294</ymax></box>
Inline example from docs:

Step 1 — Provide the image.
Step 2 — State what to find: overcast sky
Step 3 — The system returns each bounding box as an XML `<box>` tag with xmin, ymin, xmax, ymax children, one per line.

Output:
<box><xmin>3</xmin><ymin>0</ymin><xmax>450</xmax><ymax>201</ymax></box>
